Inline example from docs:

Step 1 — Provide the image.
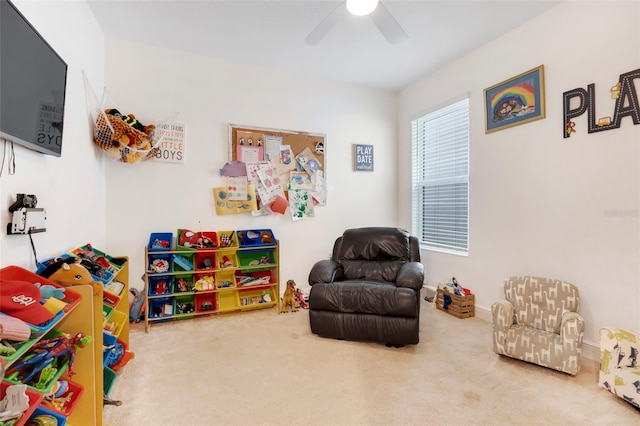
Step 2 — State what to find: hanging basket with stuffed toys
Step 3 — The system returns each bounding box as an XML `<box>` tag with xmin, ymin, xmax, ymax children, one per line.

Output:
<box><xmin>83</xmin><ymin>72</ymin><xmax>177</xmax><ymax>164</ymax></box>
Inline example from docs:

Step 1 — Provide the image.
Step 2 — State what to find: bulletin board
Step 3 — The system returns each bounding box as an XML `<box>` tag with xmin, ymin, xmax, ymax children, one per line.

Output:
<box><xmin>228</xmin><ymin>124</ymin><xmax>326</xmax><ymax>173</ymax></box>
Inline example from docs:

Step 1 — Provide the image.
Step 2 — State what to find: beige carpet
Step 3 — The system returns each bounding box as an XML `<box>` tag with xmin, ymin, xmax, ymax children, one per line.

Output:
<box><xmin>104</xmin><ymin>297</ymin><xmax>639</xmax><ymax>426</ymax></box>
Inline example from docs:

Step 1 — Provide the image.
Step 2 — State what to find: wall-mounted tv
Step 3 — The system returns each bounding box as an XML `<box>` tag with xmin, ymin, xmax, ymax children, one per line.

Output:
<box><xmin>0</xmin><ymin>0</ymin><xmax>68</xmax><ymax>157</ymax></box>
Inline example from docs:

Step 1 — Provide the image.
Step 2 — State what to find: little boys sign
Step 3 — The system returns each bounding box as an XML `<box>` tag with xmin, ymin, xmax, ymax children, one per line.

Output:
<box><xmin>354</xmin><ymin>144</ymin><xmax>374</xmax><ymax>171</ymax></box>
<box><xmin>154</xmin><ymin>122</ymin><xmax>185</xmax><ymax>163</ymax></box>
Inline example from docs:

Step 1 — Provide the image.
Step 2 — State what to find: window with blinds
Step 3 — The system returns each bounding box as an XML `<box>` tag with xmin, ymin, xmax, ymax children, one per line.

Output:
<box><xmin>411</xmin><ymin>98</ymin><xmax>469</xmax><ymax>254</ymax></box>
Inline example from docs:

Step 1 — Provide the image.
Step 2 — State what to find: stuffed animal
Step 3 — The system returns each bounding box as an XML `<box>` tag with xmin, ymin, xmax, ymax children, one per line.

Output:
<box><xmin>105</xmin><ymin>109</ymin><xmax>155</xmax><ymax>137</ymax></box>
<box><xmin>39</xmin><ymin>258</ymin><xmax>102</xmax><ymax>295</ymax></box>
<box><xmin>95</xmin><ymin>110</ymin><xmax>155</xmax><ymax>151</ymax></box>
<box><xmin>281</xmin><ymin>280</ymin><xmax>298</xmax><ymax>313</ymax></box>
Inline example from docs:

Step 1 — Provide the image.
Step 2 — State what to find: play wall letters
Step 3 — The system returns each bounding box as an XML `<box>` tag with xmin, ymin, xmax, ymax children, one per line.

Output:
<box><xmin>563</xmin><ymin>67</ymin><xmax>640</xmax><ymax>138</ymax></box>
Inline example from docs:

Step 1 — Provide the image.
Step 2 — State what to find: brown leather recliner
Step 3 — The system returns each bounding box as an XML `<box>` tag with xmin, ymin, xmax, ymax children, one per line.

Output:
<box><xmin>308</xmin><ymin>227</ymin><xmax>424</xmax><ymax>345</ymax></box>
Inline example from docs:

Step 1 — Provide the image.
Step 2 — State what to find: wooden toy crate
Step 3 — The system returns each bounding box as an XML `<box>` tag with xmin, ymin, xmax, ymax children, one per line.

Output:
<box><xmin>435</xmin><ymin>288</ymin><xmax>475</xmax><ymax>319</ymax></box>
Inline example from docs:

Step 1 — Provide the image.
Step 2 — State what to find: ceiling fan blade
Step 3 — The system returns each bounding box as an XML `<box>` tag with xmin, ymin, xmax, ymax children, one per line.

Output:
<box><xmin>371</xmin><ymin>2</ymin><xmax>408</xmax><ymax>44</ymax></box>
<box><xmin>305</xmin><ymin>2</ymin><xmax>347</xmax><ymax>46</ymax></box>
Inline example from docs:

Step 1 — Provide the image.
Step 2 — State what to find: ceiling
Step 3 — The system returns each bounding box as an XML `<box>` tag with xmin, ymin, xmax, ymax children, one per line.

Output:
<box><xmin>87</xmin><ymin>0</ymin><xmax>560</xmax><ymax>91</ymax></box>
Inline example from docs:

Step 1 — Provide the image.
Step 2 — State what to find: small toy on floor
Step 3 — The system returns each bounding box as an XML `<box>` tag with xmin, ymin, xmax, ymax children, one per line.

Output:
<box><xmin>295</xmin><ymin>287</ymin><xmax>309</xmax><ymax>309</ymax></box>
<box><xmin>280</xmin><ymin>280</ymin><xmax>298</xmax><ymax>313</ymax></box>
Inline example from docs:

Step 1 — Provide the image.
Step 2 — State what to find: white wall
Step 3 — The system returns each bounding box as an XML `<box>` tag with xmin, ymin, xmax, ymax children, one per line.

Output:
<box><xmin>0</xmin><ymin>1</ymin><xmax>106</xmax><ymax>269</ymax></box>
<box><xmin>398</xmin><ymin>1</ymin><xmax>640</xmax><ymax>346</ymax></box>
<box><xmin>101</xmin><ymin>40</ymin><xmax>398</xmax><ymax>292</ymax></box>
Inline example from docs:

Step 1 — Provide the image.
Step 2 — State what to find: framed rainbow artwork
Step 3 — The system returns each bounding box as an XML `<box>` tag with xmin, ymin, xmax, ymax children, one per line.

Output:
<box><xmin>484</xmin><ymin>65</ymin><xmax>545</xmax><ymax>133</ymax></box>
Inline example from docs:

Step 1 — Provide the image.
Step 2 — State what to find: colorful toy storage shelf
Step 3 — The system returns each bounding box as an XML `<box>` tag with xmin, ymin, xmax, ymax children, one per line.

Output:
<box><xmin>0</xmin><ymin>259</ymin><xmax>131</xmax><ymax>425</ymax></box>
<box><xmin>36</xmin><ymin>244</ymin><xmax>132</xmax><ymax>341</ymax></box>
<box><xmin>143</xmin><ymin>228</ymin><xmax>280</xmax><ymax>332</ymax></box>
<box><xmin>20</xmin><ymin>244</ymin><xmax>132</xmax><ymax>425</ymax></box>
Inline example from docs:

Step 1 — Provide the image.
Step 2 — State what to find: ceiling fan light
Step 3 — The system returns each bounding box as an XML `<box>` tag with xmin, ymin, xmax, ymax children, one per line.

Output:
<box><xmin>346</xmin><ymin>0</ymin><xmax>379</xmax><ymax>16</ymax></box>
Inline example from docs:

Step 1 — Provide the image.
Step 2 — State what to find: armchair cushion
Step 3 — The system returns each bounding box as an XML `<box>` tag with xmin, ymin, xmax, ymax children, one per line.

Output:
<box><xmin>310</xmin><ymin>281</ymin><xmax>418</xmax><ymax>317</ymax></box>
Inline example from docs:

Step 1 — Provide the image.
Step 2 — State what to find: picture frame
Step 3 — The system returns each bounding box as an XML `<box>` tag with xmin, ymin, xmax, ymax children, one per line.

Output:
<box><xmin>484</xmin><ymin>65</ymin><xmax>545</xmax><ymax>133</ymax></box>
<box><xmin>353</xmin><ymin>144</ymin><xmax>374</xmax><ymax>172</ymax></box>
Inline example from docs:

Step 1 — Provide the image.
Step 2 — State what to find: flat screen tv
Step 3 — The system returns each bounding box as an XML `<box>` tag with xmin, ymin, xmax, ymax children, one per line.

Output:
<box><xmin>0</xmin><ymin>0</ymin><xmax>68</xmax><ymax>157</ymax></box>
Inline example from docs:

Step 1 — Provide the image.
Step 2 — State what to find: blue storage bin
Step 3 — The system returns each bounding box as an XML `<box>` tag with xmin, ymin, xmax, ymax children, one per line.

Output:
<box><xmin>149</xmin><ymin>297</ymin><xmax>174</xmax><ymax>320</ymax></box>
<box><xmin>103</xmin><ymin>331</ymin><xmax>117</xmax><ymax>367</ymax></box>
<box><xmin>147</xmin><ymin>253</ymin><xmax>173</xmax><ymax>274</ymax></box>
<box><xmin>148</xmin><ymin>276</ymin><xmax>172</xmax><ymax>296</ymax></box>
<box><xmin>237</xmin><ymin>229</ymin><xmax>276</xmax><ymax>247</ymax></box>
<box><xmin>38</xmin><ymin>254</ymin><xmax>114</xmax><ymax>286</ymax></box>
<box><xmin>28</xmin><ymin>406</ymin><xmax>67</xmax><ymax>426</ymax></box>
<box><xmin>148</xmin><ymin>232</ymin><xmax>173</xmax><ymax>251</ymax></box>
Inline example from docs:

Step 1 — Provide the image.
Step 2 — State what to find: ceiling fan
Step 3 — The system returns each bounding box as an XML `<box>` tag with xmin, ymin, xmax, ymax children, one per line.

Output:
<box><xmin>305</xmin><ymin>0</ymin><xmax>408</xmax><ymax>46</ymax></box>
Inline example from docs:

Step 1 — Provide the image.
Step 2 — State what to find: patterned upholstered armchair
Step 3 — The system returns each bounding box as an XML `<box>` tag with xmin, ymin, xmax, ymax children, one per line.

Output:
<box><xmin>598</xmin><ymin>327</ymin><xmax>640</xmax><ymax>408</ymax></box>
<box><xmin>491</xmin><ymin>276</ymin><xmax>584</xmax><ymax>375</ymax></box>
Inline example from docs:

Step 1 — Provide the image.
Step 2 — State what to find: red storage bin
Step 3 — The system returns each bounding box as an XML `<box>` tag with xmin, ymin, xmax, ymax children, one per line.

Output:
<box><xmin>0</xmin><ymin>380</ymin><xmax>43</xmax><ymax>426</ymax></box>
<box><xmin>39</xmin><ymin>380</ymin><xmax>84</xmax><ymax>417</ymax></box>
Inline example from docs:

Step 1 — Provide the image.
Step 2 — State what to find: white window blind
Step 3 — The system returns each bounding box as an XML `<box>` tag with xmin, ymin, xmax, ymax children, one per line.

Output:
<box><xmin>411</xmin><ymin>98</ymin><xmax>469</xmax><ymax>253</ymax></box>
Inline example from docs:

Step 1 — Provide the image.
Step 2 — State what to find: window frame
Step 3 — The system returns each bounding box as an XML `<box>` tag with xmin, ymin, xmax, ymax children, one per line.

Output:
<box><xmin>410</xmin><ymin>96</ymin><xmax>470</xmax><ymax>256</ymax></box>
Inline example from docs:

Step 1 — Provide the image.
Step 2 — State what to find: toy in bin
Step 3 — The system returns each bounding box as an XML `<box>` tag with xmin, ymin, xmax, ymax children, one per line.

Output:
<box><xmin>103</xmin><ymin>337</ymin><xmax>124</xmax><ymax>369</ymax></box>
<box><xmin>0</xmin><ymin>380</ymin><xmax>42</xmax><ymax>425</ymax></box>
<box><xmin>38</xmin><ymin>257</ymin><xmax>102</xmax><ymax>296</ymax></box>
<box><xmin>0</xmin><ymin>278</ymin><xmax>58</xmax><ymax>328</ymax></box>
<box><xmin>151</xmin><ymin>239</ymin><xmax>170</xmax><ymax>249</ymax></box>
<box><xmin>194</xmin><ymin>276</ymin><xmax>215</xmax><ymax>291</ymax></box>
<box><xmin>0</xmin><ymin>316</ymin><xmax>33</xmax><ymax>357</ymax></box>
<box><xmin>0</xmin><ymin>266</ymin><xmax>82</xmax><ymax>336</ymax></box>
<box><xmin>219</xmin><ymin>231</ymin><xmax>235</xmax><ymax>248</ymax></box>
<box><xmin>238</xmin><ymin>229</ymin><xmax>274</xmax><ymax>247</ymax></box>
<box><xmin>6</xmin><ymin>332</ymin><xmax>91</xmax><ymax>388</ymax></box>
<box><xmin>71</xmin><ymin>244</ymin><xmax>114</xmax><ymax>278</ymax></box>
<box><xmin>437</xmin><ymin>278</ymin><xmax>472</xmax><ymax>311</ymax></box>
<box><xmin>41</xmin><ymin>380</ymin><xmax>84</xmax><ymax>416</ymax></box>
<box><xmin>149</xmin><ymin>258</ymin><xmax>170</xmax><ymax>273</ymax></box>
<box><xmin>179</xmin><ymin>229</ymin><xmax>216</xmax><ymax>249</ymax></box>
<box><xmin>0</xmin><ymin>383</ymin><xmax>29</xmax><ymax>423</ymax></box>
<box><xmin>441</xmin><ymin>277</ymin><xmax>467</xmax><ymax>297</ymax></box>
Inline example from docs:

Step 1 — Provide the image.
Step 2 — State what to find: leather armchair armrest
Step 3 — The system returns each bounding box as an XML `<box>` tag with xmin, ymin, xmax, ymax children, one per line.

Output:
<box><xmin>395</xmin><ymin>262</ymin><xmax>424</xmax><ymax>291</ymax></box>
<box><xmin>491</xmin><ymin>298</ymin><xmax>514</xmax><ymax>331</ymax></box>
<box><xmin>308</xmin><ymin>259</ymin><xmax>343</xmax><ymax>286</ymax></box>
